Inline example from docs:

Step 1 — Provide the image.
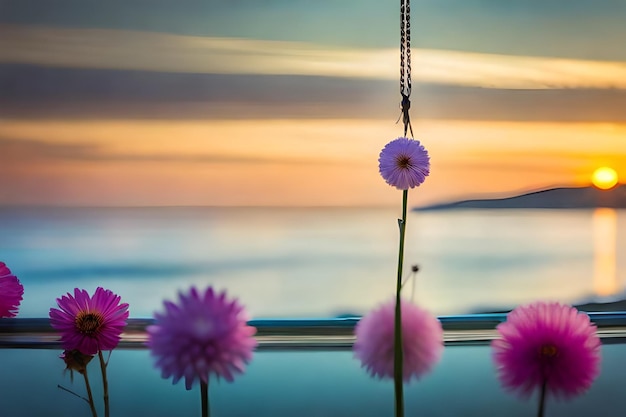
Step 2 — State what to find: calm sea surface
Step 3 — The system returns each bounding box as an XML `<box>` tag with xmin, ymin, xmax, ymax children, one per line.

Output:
<box><xmin>3</xmin><ymin>206</ymin><xmax>626</xmax><ymax>417</ymax></box>
<box><xmin>2</xmin><ymin>206</ymin><xmax>625</xmax><ymax>318</ymax></box>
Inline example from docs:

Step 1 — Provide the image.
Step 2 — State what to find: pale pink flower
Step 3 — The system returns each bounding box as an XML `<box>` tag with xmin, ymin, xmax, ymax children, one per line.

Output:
<box><xmin>492</xmin><ymin>301</ymin><xmax>601</xmax><ymax>399</ymax></box>
<box><xmin>49</xmin><ymin>287</ymin><xmax>130</xmax><ymax>355</ymax></box>
<box><xmin>0</xmin><ymin>262</ymin><xmax>24</xmax><ymax>318</ymax></box>
<box><xmin>147</xmin><ymin>287</ymin><xmax>257</xmax><ymax>390</ymax></box>
<box><xmin>354</xmin><ymin>298</ymin><xmax>443</xmax><ymax>382</ymax></box>
<box><xmin>378</xmin><ymin>137</ymin><xmax>430</xmax><ymax>190</ymax></box>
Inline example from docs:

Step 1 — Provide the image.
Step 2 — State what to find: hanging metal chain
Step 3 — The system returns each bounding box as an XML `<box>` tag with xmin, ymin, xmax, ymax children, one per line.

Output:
<box><xmin>399</xmin><ymin>0</ymin><xmax>413</xmax><ymax>137</ymax></box>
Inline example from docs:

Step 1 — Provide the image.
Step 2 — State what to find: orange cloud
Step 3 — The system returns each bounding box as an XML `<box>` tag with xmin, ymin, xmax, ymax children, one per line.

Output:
<box><xmin>1</xmin><ymin>119</ymin><xmax>625</xmax><ymax>207</ymax></box>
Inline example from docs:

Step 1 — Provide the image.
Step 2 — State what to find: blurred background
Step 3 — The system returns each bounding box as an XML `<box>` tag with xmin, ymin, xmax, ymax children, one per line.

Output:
<box><xmin>1</xmin><ymin>0</ymin><xmax>626</xmax><ymax>318</ymax></box>
<box><xmin>2</xmin><ymin>2</ymin><xmax>626</xmax><ymax>416</ymax></box>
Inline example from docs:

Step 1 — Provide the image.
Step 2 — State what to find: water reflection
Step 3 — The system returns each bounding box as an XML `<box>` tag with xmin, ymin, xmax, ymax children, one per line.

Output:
<box><xmin>593</xmin><ymin>208</ymin><xmax>618</xmax><ymax>297</ymax></box>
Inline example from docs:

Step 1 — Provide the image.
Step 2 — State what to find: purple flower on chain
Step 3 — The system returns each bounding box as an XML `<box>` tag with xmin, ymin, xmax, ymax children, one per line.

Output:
<box><xmin>0</xmin><ymin>262</ymin><xmax>24</xmax><ymax>318</ymax></box>
<box><xmin>49</xmin><ymin>287</ymin><xmax>130</xmax><ymax>355</ymax></box>
<box><xmin>147</xmin><ymin>287</ymin><xmax>257</xmax><ymax>390</ymax></box>
<box><xmin>378</xmin><ymin>137</ymin><xmax>430</xmax><ymax>190</ymax></box>
<box><xmin>492</xmin><ymin>301</ymin><xmax>601</xmax><ymax>399</ymax></box>
<box><xmin>354</xmin><ymin>298</ymin><xmax>443</xmax><ymax>382</ymax></box>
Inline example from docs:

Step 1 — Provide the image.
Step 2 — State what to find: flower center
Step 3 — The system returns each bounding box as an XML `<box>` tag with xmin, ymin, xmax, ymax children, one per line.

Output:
<box><xmin>192</xmin><ymin>317</ymin><xmax>214</xmax><ymax>339</ymax></box>
<box><xmin>396</xmin><ymin>155</ymin><xmax>412</xmax><ymax>169</ymax></box>
<box><xmin>75</xmin><ymin>312</ymin><xmax>104</xmax><ymax>335</ymax></box>
<box><xmin>540</xmin><ymin>344</ymin><xmax>558</xmax><ymax>358</ymax></box>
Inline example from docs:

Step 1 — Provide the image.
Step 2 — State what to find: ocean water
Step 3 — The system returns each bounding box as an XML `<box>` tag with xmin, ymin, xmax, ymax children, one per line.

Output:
<box><xmin>4</xmin><ymin>345</ymin><xmax>626</xmax><ymax>417</ymax></box>
<box><xmin>3</xmin><ymin>206</ymin><xmax>626</xmax><ymax>416</ymax></box>
<box><xmin>2</xmin><ymin>206</ymin><xmax>625</xmax><ymax>319</ymax></box>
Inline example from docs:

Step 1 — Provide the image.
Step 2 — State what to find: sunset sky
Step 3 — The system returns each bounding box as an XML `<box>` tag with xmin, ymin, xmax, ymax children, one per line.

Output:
<box><xmin>1</xmin><ymin>0</ymin><xmax>626</xmax><ymax>207</ymax></box>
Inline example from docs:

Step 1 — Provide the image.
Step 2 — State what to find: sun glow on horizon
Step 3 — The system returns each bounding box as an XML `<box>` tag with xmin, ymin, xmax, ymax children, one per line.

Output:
<box><xmin>591</xmin><ymin>167</ymin><xmax>619</xmax><ymax>190</ymax></box>
<box><xmin>1</xmin><ymin>119</ymin><xmax>624</xmax><ymax>206</ymax></box>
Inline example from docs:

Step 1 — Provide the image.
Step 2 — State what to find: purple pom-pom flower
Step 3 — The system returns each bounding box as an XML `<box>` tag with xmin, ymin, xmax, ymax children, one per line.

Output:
<box><xmin>354</xmin><ymin>298</ymin><xmax>443</xmax><ymax>382</ymax></box>
<box><xmin>0</xmin><ymin>262</ymin><xmax>24</xmax><ymax>318</ymax></box>
<box><xmin>49</xmin><ymin>287</ymin><xmax>130</xmax><ymax>355</ymax></box>
<box><xmin>147</xmin><ymin>287</ymin><xmax>257</xmax><ymax>390</ymax></box>
<box><xmin>492</xmin><ymin>301</ymin><xmax>601</xmax><ymax>399</ymax></box>
<box><xmin>378</xmin><ymin>137</ymin><xmax>430</xmax><ymax>190</ymax></box>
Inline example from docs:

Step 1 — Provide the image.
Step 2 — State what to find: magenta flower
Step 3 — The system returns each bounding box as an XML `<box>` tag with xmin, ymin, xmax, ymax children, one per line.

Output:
<box><xmin>0</xmin><ymin>262</ymin><xmax>24</xmax><ymax>318</ymax></box>
<box><xmin>492</xmin><ymin>301</ymin><xmax>601</xmax><ymax>399</ymax></box>
<box><xmin>147</xmin><ymin>287</ymin><xmax>257</xmax><ymax>390</ymax></box>
<box><xmin>354</xmin><ymin>298</ymin><xmax>443</xmax><ymax>382</ymax></box>
<box><xmin>49</xmin><ymin>287</ymin><xmax>130</xmax><ymax>355</ymax></box>
<box><xmin>378</xmin><ymin>137</ymin><xmax>430</xmax><ymax>190</ymax></box>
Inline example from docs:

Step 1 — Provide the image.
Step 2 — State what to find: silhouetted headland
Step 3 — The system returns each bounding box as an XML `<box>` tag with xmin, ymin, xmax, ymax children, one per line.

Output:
<box><xmin>472</xmin><ymin>298</ymin><xmax>626</xmax><ymax>314</ymax></box>
<box><xmin>416</xmin><ymin>185</ymin><xmax>626</xmax><ymax>211</ymax></box>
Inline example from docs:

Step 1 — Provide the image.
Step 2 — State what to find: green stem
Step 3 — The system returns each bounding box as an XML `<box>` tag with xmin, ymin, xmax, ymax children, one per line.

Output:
<box><xmin>394</xmin><ymin>189</ymin><xmax>408</xmax><ymax>417</ymax></box>
<box><xmin>201</xmin><ymin>380</ymin><xmax>210</xmax><ymax>417</ymax></box>
<box><xmin>98</xmin><ymin>351</ymin><xmax>110</xmax><ymax>417</ymax></box>
<box><xmin>82</xmin><ymin>370</ymin><xmax>99</xmax><ymax>417</ymax></box>
<box><xmin>537</xmin><ymin>379</ymin><xmax>547</xmax><ymax>417</ymax></box>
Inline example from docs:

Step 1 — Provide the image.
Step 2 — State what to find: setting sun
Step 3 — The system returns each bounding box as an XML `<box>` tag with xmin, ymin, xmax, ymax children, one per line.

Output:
<box><xmin>592</xmin><ymin>167</ymin><xmax>619</xmax><ymax>190</ymax></box>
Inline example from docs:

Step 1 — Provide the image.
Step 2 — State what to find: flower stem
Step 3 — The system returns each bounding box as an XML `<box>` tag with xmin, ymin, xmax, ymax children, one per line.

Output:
<box><xmin>394</xmin><ymin>189</ymin><xmax>408</xmax><ymax>417</ymax></box>
<box><xmin>82</xmin><ymin>370</ymin><xmax>99</xmax><ymax>417</ymax></box>
<box><xmin>537</xmin><ymin>379</ymin><xmax>547</xmax><ymax>417</ymax></box>
<box><xmin>98</xmin><ymin>351</ymin><xmax>110</xmax><ymax>417</ymax></box>
<box><xmin>201</xmin><ymin>380</ymin><xmax>210</xmax><ymax>417</ymax></box>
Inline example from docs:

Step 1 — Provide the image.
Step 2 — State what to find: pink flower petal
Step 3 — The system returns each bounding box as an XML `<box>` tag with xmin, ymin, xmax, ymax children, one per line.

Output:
<box><xmin>491</xmin><ymin>301</ymin><xmax>601</xmax><ymax>399</ymax></box>
<box><xmin>0</xmin><ymin>262</ymin><xmax>24</xmax><ymax>318</ymax></box>
<box><xmin>147</xmin><ymin>286</ymin><xmax>257</xmax><ymax>390</ymax></box>
<box><xmin>354</xmin><ymin>298</ymin><xmax>443</xmax><ymax>382</ymax></box>
<box><xmin>378</xmin><ymin>137</ymin><xmax>430</xmax><ymax>190</ymax></box>
<box><xmin>49</xmin><ymin>287</ymin><xmax>129</xmax><ymax>355</ymax></box>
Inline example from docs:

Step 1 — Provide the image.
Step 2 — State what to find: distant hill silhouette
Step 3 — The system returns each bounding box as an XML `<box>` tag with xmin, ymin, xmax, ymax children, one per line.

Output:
<box><xmin>417</xmin><ymin>185</ymin><xmax>626</xmax><ymax>210</ymax></box>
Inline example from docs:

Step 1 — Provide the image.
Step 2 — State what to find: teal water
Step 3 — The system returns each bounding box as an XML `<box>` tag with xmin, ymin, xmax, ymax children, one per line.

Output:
<box><xmin>2</xmin><ymin>206</ymin><xmax>625</xmax><ymax>318</ymax></box>
<box><xmin>2</xmin><ymin>345</ymin><xmax>625</xmax><ymax>416</ymax></box>
<box><xmin>2</xmin><ymin>207</ymin><xmax>626</xmax><ymax>416</ymax></box>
